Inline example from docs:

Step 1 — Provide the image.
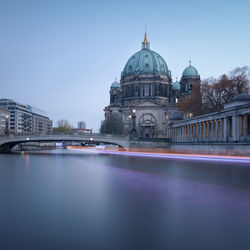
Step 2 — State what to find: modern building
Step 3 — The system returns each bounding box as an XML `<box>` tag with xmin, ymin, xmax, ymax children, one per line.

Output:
<box><xmin>104</xmin><ymin>32</ymin><xmax>200</xmax><ymax>138</ymax></box>
<box><xmin>0</xmin><ymin>99</ymin><xmax>52</xmax><ymax>134</ymax></box>
<box><xmin>78</xmin><ymin>121</ymin><xmax>86</xmax><ymax>129</ymax></box>
<box><xmin>167</xmin><ymin>94</ymin><xmax>250</xmax><ymax>142</ymax></box>
<box><xmin>28</xmin><ymin>106</ymin><xmax>53</xmax><ymax>134</ymax></box>
<box><xmin>0</xmin><ymin>108</ymin><xmax>10</xmax><ymax>135</ymax></box>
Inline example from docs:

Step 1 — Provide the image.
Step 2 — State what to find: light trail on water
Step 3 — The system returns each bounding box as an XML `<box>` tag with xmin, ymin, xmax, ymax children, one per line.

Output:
<box><xmin>100</xmin><ymin>150</ymin><xmax>250</xmax><ymax>164</ymax></box>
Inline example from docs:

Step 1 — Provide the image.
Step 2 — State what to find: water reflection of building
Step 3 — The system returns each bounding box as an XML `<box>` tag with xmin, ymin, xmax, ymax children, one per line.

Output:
<box><xmin>104</xmin><ymin>32</ymin><xmax>200</xmax><ymax>138</ymax></box>
<box><xmin>168</xmin><ymin>94</ymin><xmax>250</xmax><ymax>142</ymax></box>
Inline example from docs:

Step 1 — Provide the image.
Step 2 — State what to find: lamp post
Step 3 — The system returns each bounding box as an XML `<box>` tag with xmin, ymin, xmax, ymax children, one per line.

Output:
<box><xmin>5</xmin><ymin>115</ymin><xmax>9</xmax><ymax>135</ymax></box>
<box><xmin>131</xmin><ymin>109</ymin><xmax>137</xmax><ymax>139</ymax></box>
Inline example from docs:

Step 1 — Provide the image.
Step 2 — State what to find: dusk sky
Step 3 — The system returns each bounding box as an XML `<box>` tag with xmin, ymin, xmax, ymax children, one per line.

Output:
<box><xmin>0</xmin><ymin>0</ymin><xmax>249</xmax><ymax>131</ymax></box>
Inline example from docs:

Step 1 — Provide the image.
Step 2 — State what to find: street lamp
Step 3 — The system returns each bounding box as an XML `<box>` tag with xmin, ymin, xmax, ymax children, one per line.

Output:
<box><xmin>130</xmin><ymin>109</ymin><xmax>137</xmax><ymax>139</ymax></box>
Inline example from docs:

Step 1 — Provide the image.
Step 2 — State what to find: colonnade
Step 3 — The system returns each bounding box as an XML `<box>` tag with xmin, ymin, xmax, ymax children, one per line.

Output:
<box><xmin>170</xmin><ymin>113</ymin><xmax>250</xmax><ymax>143</ymax></box>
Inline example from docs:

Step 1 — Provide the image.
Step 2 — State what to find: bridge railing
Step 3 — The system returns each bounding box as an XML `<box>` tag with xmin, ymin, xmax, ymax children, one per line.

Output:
<box><xmin>0</xmin><ymin>133</ymin><xmax>129</xmax><ymax>139</ymax></box>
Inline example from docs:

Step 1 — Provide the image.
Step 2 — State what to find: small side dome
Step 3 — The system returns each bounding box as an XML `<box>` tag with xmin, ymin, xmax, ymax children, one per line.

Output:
<box><xmin>111</xmin><ymin>80</ymin><xmax>120</xmax><ymax>88</ymax></box>
<box><xmin>172</xmin><ymin>80</ymin><xmax>180</xmax><ymax>90</ymax></box>
<box><xmin>182</xmin><ymin>61</ymin><xmax>198</xmax><ymax>77</ymax></box>
<box><xmin>231</xmin><ymin>93</ymin><xmax>250</xmax><ymax>102</ymax></box>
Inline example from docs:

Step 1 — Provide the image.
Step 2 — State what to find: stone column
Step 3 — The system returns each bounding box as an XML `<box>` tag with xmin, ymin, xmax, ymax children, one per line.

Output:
<box><xmin>203</xmin><ymin>122</ymin><xmax>206</xmax><ymax>139</ymax></box>
<box><xmin>232</xmin><ymin>113</ymin><xmax>238</xmax><ymax>142</ymax></box>
<box><xmin>201</xmin><ymin>123</ymin><xmax>203</xmax><ymax>139</ymax></box>
<box><xmin>243</xmin><ymin>114</ymin><xmax>247</xmax><ymax>138</ymax></box>
<box><xmin>199</xmin><ymin>123</ymin><xmax>202</xmax><ymax>139</ymax></box>
<box><xmin>223</xmin><ymin>117</ymin><xmax>228</xmax><ymax>142</ymax></box>
<box><xmin>196</xmin><ymin>124</ymin><xmax>199</xmax><ymax>139</ymax></box>
<box><xmin>215</xmin><ymin>120</ymin><xmax>218</xmax><ymax>141</ymax></box>
<box><xmin>182</xmin><ymin>125</ymin><xmax>185</xmax><ymax>141</ymax></box>
<box><xmin>211</xmin><ymin>121</ymin><xmax>214</xmax><ymax>139</ymax></box>
<box><xmin>220</xmin><ymin>120</ymin><xmax>223</xmax><ymax>139</ymax></box>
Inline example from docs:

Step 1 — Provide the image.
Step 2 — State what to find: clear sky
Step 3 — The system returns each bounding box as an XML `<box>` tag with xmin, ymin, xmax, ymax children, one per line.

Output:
<box><xmin>0</xmin><ymin>0</ymin><xmax>249</xmax><ymax>131</ymax></box>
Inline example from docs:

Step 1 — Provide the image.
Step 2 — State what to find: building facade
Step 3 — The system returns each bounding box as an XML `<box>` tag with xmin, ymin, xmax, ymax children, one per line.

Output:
<box><xmin>28</xmin><ymin>106</ymin><xmax>53</xmax><ymax>134</ymax></box>
<box><xmin>78</xmin><ymin>121</ymin><xmax>86</xmax><ymax>129</ymax></box>
<box><xmin>0</xmin><ymin>99</ymin><xmax>52</xmax><ymax>134</ymax></box>
<box><xmin>0</xmin><ymin>108</ymin><xmax>10</xmax><ymax>135</ymax></box>
<box><xmin>167</xmin><ymin>94</ymin><xmax>250</xmax><ymax>143</ymax></box>
<box><xmin>104</xmin><ymin>33</ymin><xmax>200</xmax><ymax>138</ymax></box>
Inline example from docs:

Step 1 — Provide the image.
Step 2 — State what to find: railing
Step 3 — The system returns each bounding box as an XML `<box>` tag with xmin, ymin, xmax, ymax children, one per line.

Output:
<box><xmin>0</xmin><ymin>133</ymin><xmax>129</xmax><ymax>139</ymax></box>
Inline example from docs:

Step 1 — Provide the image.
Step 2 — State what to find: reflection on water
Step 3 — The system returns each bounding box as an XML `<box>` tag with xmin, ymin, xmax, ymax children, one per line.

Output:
<box><xmin>0</xmin><ymin>149</ymin><xmax>249</xmax><ymax>250</ymax></box>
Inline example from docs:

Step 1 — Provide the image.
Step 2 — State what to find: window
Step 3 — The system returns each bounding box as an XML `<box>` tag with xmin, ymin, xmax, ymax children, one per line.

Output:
<box><xmin>140</xmin><ymin>85</ymin><xmax>144</xmax><ymax>97</ymax></box>
<box><xmin>144</xmin><ymin>85</ymin><xmax>149</xmax><ymax>96</ymax></box>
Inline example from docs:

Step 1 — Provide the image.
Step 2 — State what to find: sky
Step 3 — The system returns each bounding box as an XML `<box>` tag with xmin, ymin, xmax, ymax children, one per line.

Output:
<box><xmin>0</xmin><ymin>0</ymin><xmax>250</xmax><ymax>131</ymax></box>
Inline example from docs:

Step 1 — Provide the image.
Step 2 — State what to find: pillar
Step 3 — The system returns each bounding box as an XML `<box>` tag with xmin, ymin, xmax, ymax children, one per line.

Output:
<box><xmin>232</xmin><ymin>113</ymin><xmax>238</xmax><ymax>142</ymax></box>
<box><xmin>203</xmin><ymin>122</ymin><xmax>206</xmax><ymax>139</ymax></box>
<box><xmin>223</xmin><ymin>117</ymin><xmax>228</xmax><ymax>142</ymax></box>
<box><xmin>243</xmin><ymin>114</ymin><xmax>247</xmax><ymax>138</ymax></box>
<box><xmin>215</xmin><ymin>120</ymin><xmax>218</xmax><ymax>140</ymax></box>
<box><xmin>211</xmin><ymin>120</ymin><xmax>214</xmax><ymax>138</ymax></box>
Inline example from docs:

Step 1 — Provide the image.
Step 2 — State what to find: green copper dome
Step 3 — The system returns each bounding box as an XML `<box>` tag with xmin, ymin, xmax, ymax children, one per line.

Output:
<box><xmin>111</xmin><ymin>80</ymin><xmax>120</xmax><ymax>88</ymax></box>
<box><xmin>172</xmin><ymin>80</ymin><xmax>180</xmax><ymax>90</ymax></box>
<box><xmin>121</xmin><ymin>33</ymin><xmax>170</xmax><ymax>78</ymax></box>
<box><xmin>182</xmin><ymin>61</ymin><xmax>198</xmax><ymax>77</ymax></box>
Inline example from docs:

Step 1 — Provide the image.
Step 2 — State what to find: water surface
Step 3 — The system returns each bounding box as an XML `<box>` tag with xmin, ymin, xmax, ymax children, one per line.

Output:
<box><xmin>0</xmin><ymin>149</ymin><xmax>249</xmax><ymax>250</ymax></box>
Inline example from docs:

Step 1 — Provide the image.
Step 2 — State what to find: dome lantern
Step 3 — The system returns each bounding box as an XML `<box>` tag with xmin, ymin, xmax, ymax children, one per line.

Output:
<box><xmin>142</xmin><ymin>31</ymin><xmax>150</xmax><ymax>50</ymax></box>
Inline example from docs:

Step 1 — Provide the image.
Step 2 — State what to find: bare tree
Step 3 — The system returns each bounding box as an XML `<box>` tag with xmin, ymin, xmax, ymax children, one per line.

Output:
<box><xmin>202</xmin><ymin>75</ymin><xmax>235</xmax><ymax>112</ymax></box>
<box><xmin>54</xmin><ymin>119</ymin><xmax>73</xmax><ymax>133</ymax></box>
<box><xmin>177</xmin><ymin>66</ymin><xmax>250</xmax><ymax>117</ymax></box>
<box><xmin>229</xmin><ymin>66</ymin><xmax>250</xmax><ymax>94</ymax></box>
<box><xmin>100</xmin><ymin>114</ymin><xmax>122</xmax><ymax>134</ymax></box>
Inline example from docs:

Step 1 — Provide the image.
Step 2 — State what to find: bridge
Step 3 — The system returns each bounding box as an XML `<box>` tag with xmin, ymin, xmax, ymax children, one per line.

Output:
<box><xmin>0</xmin><ymin>134</ymin><xmax>131</xmax><ymax>153</ymax></box>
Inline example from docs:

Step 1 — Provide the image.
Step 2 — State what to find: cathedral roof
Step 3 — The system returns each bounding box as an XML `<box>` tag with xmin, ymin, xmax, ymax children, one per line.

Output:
<box><xmin>172</xmin><ymin>80</ymin><xmax>180</xmax><ymax>90</ymax></box>
<box><xmin>121</xmin><ymin>33</ymin><xmax>170</xmax><ymax>78</ymax></box>
<box><xmin>182</xmin><ymin>61</ymin><xmax>199</xmax><ymax>77</ymax></box>
<box><xmin>111</xmin><ymin>80</ymin><xmax>120</xmax><ymax>88</ymax></box>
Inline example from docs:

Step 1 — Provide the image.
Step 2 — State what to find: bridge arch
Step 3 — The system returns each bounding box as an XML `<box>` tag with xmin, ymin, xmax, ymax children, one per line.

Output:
<box><xmin>0</xmin><ymin>135</ymin><xmax>130</xmax><ymax>153</ymax></box>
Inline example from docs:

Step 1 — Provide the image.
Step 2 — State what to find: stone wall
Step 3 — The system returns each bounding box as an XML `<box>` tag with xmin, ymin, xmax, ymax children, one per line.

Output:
<box><xmin>170</xmin><ymin>142</ymin><xmax>250</xmax><ymax>156</ymax></box>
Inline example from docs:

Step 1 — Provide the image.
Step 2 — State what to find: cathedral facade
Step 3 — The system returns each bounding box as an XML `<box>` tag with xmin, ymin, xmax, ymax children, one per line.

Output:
<box><xmin>104</xmin><ymin>33</ymin><xmax>200</xmax><ymax>138</ymax></box>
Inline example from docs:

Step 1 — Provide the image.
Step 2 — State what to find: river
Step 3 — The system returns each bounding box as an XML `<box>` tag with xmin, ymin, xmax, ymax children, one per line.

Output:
<box><xmin>0</xmin><ymin>149</ymin><xmax>249</xmax><ymax>250</ymax></box>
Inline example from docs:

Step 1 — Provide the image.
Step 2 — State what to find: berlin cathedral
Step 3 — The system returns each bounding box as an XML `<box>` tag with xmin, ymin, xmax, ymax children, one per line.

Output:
<box><xmin>104</xmin><ymin>32</ymin><xmax>200</xmax><ymax>138</ymax></box>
